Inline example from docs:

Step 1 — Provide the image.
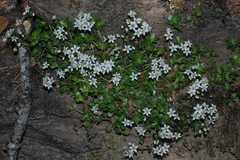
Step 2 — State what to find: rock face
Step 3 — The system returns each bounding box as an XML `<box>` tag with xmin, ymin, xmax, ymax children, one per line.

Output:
<box><xmin>0</xmin><ymin>46</ymin><xmax>240</xmax><ymax>160</ymax></box>
<box><xmin>226</xmin><ymin>0</ymin><xmax>240</xmax><ymax>15</ymax></box>
<box><xmin>0</xmin><ymin>0</ymin><xmax>16</xmax><ymax>12</ymax></box>
<box><xmin>30</xmin><ymin>0</ymin><xmax>168</xmax><ymax>35</ymax></box>
<box><xmin>1</xmin><ymin>0</ymin><xmax>240</xmax><ymax>160</ymax></box>
<box><xmin>216</xmin><ymin>0</ymin><xmax>240</xmax><ymax>15</ymax></box>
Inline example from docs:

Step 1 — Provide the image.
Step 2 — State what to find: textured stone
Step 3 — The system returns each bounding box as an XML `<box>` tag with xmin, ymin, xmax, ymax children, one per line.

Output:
<box><xmin>30</xmin><ymin>0</ymin><xmax>168</xmax><ymax>35</ymax></box>
<box><xmin>0</xmin><ymin>0</ymin><xmax>16</xmax><ymax>12</ymax></box>
<box><xmin>1</xmin><ymin>1</ymin><xmax>240</xmax><ymax>160</ymax></box>
<box><xmin>0</xmin><ymin>16</ymin><xmax>8</xmax><ymax>34</ymax></box>
<box><xmin>226</xmin><ymin>0</ymin><xmax>240</xmax><ymax>15</ymax></box>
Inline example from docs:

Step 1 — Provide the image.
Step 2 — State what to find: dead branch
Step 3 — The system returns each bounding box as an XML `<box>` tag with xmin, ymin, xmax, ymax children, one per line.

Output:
<box><xmin>8</xmin><ymin>47</ymin><xmax>32</xmax><ymax>160</ymax></box>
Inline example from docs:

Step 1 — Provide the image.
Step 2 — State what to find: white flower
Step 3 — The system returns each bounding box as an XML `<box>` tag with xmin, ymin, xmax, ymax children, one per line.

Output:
<box><xmin>169</xmin><ymin>42</ymin><xmax>179</xmax><ymax>55</ymax></box>
<box><xmin>53</xmin><ymin>26</ymin><xmax>68</xmax><ymax>40</ymax></box>
<box><xmin>153</xmin><ymin>143</ymin><xmax>170</xmax><ymax>157</ymax></box>
<box><xmin>184</xmin><ymin>65</ymin><xmax>202</xmax><ymax>80</ymax></box>
<box><xmin>125</xmin><ymin>11</ymin><xmax>152</xmax><ymax>39</ymax></box>
<box><xmin>91</xmin><ymin>106</ymin><xmax>102</xmax><ymax>115</ymax></box>
<box><xmin>158</xmin><ymin>124</ymin><xmax>174</xmax><ymax>139</ymax></box>
<box><xmin>11</xmin><ymin>36</ymin><xmax>18</xmax><ymax>42</ymax></box>
<box><xmin>101</xmin><ymin>60</ymin><xmax>115</xmax><ymax>74</ymax></box>
<box><xmin>112</xmin><ymin>73</ymin><xmax>121</xmax><ymax>86</ymax></box>
<box><xmin>6</xmin><ymin>29</ymin><xmax>15</xmax><ymax>37</ymax></box>
<box><xmin>167</xmin><ymin>108</ymin><xmax>180</xmax><ymax>120</ymax></box>
<box><xmin>143</xmin><ymin>107</ymin><xmax>152</xmax><ymax>117</ymax></box>
<box><xmin>128</xmin><ymin>10</ymin><xmax>137</xmax><ymax>18</ymax></box>
<box><xmin>141</xmin><ymin>21</ymin><xmax>152</xmax><ymax>35</ymax></box>
<box><xmin>42</xmin><ymin>62</ymin><xmax>49</xmax><ymax>70</ymax></box>
<box><xmin>15</xmin><ymin>19</ymin><xmax>23</xmax><ymax>26</ymax></box>
<box><xmin>123</xmin><ymin>45</ymin><xmax>135</xmax><ymax>54</ymax></box>
<box><xmin>74</xmin><ymin>13</ymin><xmax>95</xmax><ymax>32</ymax></box>
<box><xmin>56</xmin><ymin>70</ymin><xmax>65</xmax><ymax>79</ymax></box>
<box><xmin>52</xmin><ymin>15</ymin><xmax>57</xmax><ymax>20</ymax></box>
<box><xmin>106</xmin><ymin>34</ymin><xmax>117</xmax><ymax>43</ymax></box>
<box><xmin>153</xmin><ymin>140</ymin><xmax>160</xmax><ymax>145</ymax></box>
<box><xmin>188</xmin><ymin>77</ymin><xmax>208</xmax><ymax>98</ymax></box>
<box><xmin>164</xmin><ymin>28</ymin><xmax>174</xmax><ymax>41</ymax></box>
<box><xmin>130</xmin><ymin>72</ymin><xmax>141</xmax><ymax>81</ymax></box>
<box><xmin>122</xmin><ymin>118</ymin><xmax>134</xmax><ymax>128</ymax></box>
<box><xmin>124</xmin><ymin>143</ymin><xmax>138</xmax><ymax>159</ymax></box>
<box><xmin>42</xmin><ymin>75</ymin><xmax>55</xmax><ymax>90</ymax></box>
<box><xmin>180</xmin><ymin>40</ymin><xmax>192</xmax><ymax>56</ymax></box>
<box><xmin>149</xmin><ymin>58</ymin><xmax>171</xmax><ymax>80</ymax></box>
<box><xmin>89</xmin><ymin>76</ymin><xmax>97</xmax><ymax>87</ymax></box>
<box><xmin>23</xmin><ymin>5</ymin><xmax>31</xmax><ymax>15</ymax></box>
<box><xmin>71</xmin><ymin>45</ymin><xmax>80</xmax><ymax>53</ymax></box>
<box><xmin>135</xmin><ymin>126</ymin><xmax>146</xmax><ymax>136</ymax></box>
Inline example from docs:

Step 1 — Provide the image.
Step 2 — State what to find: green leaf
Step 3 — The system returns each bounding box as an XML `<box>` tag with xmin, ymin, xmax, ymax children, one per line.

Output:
<box><xmin>74</xmin><ymin>91</ymin><xmax>85</xmax><ymax>103</ymax></box>
<box><xmin>168</xmin><ymin>14</ymin><xmax>182</xmax><ymax>30</ymax></box>
<box><xmin>95</xmin><ymin>18</ymin><xmax>105</xmax><ymax>29</ymax></box>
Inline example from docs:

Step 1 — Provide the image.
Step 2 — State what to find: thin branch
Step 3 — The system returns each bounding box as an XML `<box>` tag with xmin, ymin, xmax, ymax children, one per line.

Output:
<box><xmin>8</xmin><ymin>47</ymin><xmax>32</xmax><ymax>160</ymax></box>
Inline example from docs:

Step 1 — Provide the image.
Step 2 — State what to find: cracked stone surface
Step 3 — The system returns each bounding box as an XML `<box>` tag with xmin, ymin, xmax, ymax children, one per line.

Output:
<box><xmin>0</xmin><ymin>0</ymin><xmax>240</xmax><ymax>160</ymax></box>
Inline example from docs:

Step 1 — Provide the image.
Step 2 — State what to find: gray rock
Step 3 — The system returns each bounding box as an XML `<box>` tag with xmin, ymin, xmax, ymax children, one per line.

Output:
<box><xmin>30</xmin><ymin>0</ymin><xmax>168</xmax><ymax>35</ymax></box>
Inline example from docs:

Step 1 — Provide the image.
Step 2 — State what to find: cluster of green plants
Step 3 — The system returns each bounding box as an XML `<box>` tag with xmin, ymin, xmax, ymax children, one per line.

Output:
<box><xmin>210</xmin><ymin>37</ymin><xmax>240</xmax><ymax>98</ymax></box>
<box><xmin>27</xmin><ymin>15</ymin><xmax>214</xmax><ymax>135</ymax></box>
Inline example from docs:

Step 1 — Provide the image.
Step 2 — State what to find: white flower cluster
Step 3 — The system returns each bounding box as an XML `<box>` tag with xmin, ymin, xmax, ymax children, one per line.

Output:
<box><xmin>135</xmin><ymin>126</ymin><xmax>146</xmax><ymax>136</ymax></box>
<box><xmin>62</xmin><ymin>45</ymin><xmax>115</xmax><ymax>87</ymax></box>
<box><xmin>192</xmin><ymin>103</ymin><xmax>218</xmax><ymax>134</ymax></box>
<box><xmin>74</xmin><ymin>13</ymin><xmax>95</xmax><ymax>32</ymax></box>
<box><xmin>167</xmin><ymin>108</ymin><xmax>180</xmax><ymax>120</ymax></box>
<box><xmin>188</xmin><ymin>77</ymin><xmax>208</xmax><ymax>99</ymax></box>
<box><xmin>124</xmin><ymin>10</ymin><xmax>152</xmax><ymax>39</ymax></box>
<box><xmin>180</xmin><ymin>40</ymin><xmax>192</xmax><ymax>56</ymax></box>
<box><xmin>158</xmin><ymin>124</ymin><xmax>181</xmax><ymax>140</ymax></box>
<box><xmin>3</xmin><ymin>28</ymin><xmax>24</xmax><ymax>51</ymax></box>
<box><xmin>56</xmin><ymin>70</ymin><xmax>65</xmax><ymax>79</ymax></box>
<box><xmin>3</xmin><ymin>29</ymin><xmax>15</xmax><ymax>42</ymax></box>
<box><xmin>192</xmin><ymin>103</ymin><xmax>218</xmax><ymax>123</ymax></box>
<box><xmin>168</xmin><ymin>40</ymin><xmax>192</xmax><ymax>56</ymax></box>
<box><xmin>124</xmin><ymin>143</ymin><xmax>138</xmax><ymax>159</ymax></box>
<box><xmin>53</xmin><ymin>26</ymin><xmax>68</xmax><ymax>40</ymax></box>
<box><xmin>104</xmin><ymin>34</ymin><xmax>123</xmax><ymax>43</ymax></box>
<box><xmin>122</xmin><ymin>118</ymin><xmax>134</xmax><ymax>128</ymax></box>
<box><xmin>164</xmin><ymin>28</ymin><xmax>193</xmax><ymax>56</ymax></box>
<box><xmin>149</xmin><ymin>58</ymin><xmax>171</xmax><ymax>80</ymax></box>
<box><xmin>153</xmin><ymin>142</ymin><xmax>170</xmax><ymax>157</ymax></box>
<box><xmin>42</xmin><ymin>75</ymin><xmax>55</xmax><ymax>90</ymax></box>
<box><xmin>184</xmin><ymin>64</ymin><xmax>202</xmax><ymax>80</ymax></box>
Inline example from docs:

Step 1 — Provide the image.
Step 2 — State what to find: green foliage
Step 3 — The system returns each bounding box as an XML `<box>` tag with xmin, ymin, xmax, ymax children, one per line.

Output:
<box><xmin>187</xmin><ymin>4</ymin><xmax>204</xmax><ymax>25</ymax></box>
<box><xmin>168</xmin><ymin>14</ymin><xmax>182</xmax><ymax>30</ymax></box>
<box><xmin>210</xmin><ymin>38</ymin><xmax>240</xmax><ymax>90</ymax></box>
<box><xmin>226</xmin><ymin>37</ymin><xmax>240</xmax><ymax>51</ymax></box>
<box><xmin>28</xmin><ymin>14</ymin><xmax>213</xmax><ymax>137</ymax></box>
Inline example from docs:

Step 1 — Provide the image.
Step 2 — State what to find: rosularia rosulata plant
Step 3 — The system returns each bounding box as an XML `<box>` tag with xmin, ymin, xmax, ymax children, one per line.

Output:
<box><xmin>3</xmin><ymin>5</ymin><xmax>219</xmax><ymax>160</ymax></box>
